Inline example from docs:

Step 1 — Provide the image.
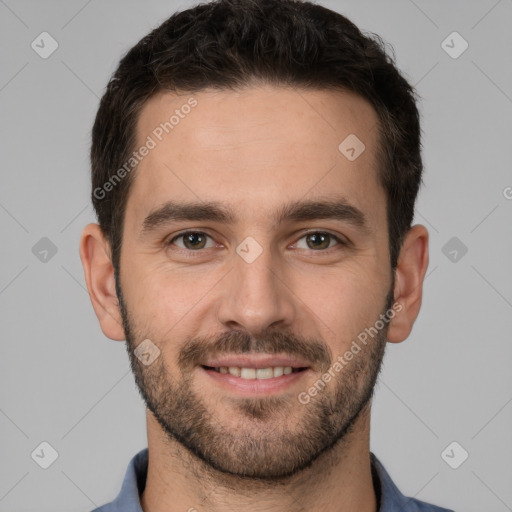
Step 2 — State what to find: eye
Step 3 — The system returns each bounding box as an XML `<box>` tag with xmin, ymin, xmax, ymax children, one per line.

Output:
<box><xmin>294</xmin><ymin>231</ymin><xmax>345</xmax><ymax>251</ymax></box>
<box><xmin>166</xmin><ymin>230</ymin><xmax>347</xmax><ymax>253</ymax></box>
<box><xmin>167</xmin><ymin>231</ymin><xmax>216</xmax><ymax>251</ymax></box>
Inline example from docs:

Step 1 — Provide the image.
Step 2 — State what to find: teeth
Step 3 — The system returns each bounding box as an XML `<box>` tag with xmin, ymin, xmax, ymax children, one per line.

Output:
<box><xmin>256</xmin><ymin>367</ymin><xmax>273</xmax><ymax>379</ymax></box>
<box><xmin>273</xmin><ymin>366</ymin><xmax>284</xmax><ymax>377</ymax></box>
<box><xmin>241</xmin><ymin>368</ymin><xmax>256</xmax><ymax>379</ymax></box>
<box><xmin>213</xmin><ymin>366</ymin><xmax>300</xmax><ymax>379</ymax></box>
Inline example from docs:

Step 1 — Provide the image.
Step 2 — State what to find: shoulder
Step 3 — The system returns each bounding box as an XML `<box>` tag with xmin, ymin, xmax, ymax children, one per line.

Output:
<box><xmin>370</xmin><ymin>453</ymin><xmax>455</xmax><ymax>512</ymax></box>
<box><xmin>88</xmin><ymin>448</ymin><xmax>149</xmax><ymax>512</ymax></box>
<box><xmin>398</xmin><ymin>496</ymin><xmax>455</xmax><ymax>511</ymax></box>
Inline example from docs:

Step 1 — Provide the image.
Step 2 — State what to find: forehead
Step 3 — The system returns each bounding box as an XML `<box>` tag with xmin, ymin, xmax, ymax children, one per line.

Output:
<box><xmin>127</xmin><ymin>85</ymin><xmax>384</xmax><ymax>231</ymax></box>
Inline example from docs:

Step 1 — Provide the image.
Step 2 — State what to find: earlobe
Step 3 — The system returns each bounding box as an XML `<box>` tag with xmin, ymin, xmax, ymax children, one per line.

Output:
<box><xmin>386</xmin><ymin>224</ymin><xmax>429</xmax><ymax>344</ymax></box>
<box><xmin>79</xmin><ymin>223</ymin><xmax>126</xmax><ymax>341</ymax></box>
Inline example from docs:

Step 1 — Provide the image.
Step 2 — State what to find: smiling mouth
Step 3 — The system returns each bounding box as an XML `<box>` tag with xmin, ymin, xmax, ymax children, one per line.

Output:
<box><xmin>202</xmin><ymin>365</ymin><xmax>308</xmax><ymax>380</ymax></box>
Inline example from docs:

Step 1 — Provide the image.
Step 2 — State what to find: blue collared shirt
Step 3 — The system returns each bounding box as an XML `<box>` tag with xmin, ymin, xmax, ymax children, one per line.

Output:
<box><xmin>91</xmin><ymin>448</ymin><xmax>454</xmax><ymax>511</ymax></box>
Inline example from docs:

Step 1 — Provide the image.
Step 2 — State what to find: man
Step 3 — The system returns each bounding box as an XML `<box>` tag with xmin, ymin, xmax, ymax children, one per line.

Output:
<box><xmin>80</xmin><ymin>0</ymin><xmax>454</xmax><ymax>510</ymax></box>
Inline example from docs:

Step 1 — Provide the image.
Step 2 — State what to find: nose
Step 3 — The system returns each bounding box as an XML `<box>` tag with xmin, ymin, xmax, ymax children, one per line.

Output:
<box><xmin>215</xmin><ymin>244</ymin><xmax>297</xmax><ymax>336</ymax></box>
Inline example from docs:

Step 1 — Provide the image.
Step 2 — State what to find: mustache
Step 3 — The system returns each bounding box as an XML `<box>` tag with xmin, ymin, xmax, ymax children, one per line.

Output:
<box><xmin>178</xmin><ymin>329</ymin><xmax>332</xmax><ymax>372</ymax></box>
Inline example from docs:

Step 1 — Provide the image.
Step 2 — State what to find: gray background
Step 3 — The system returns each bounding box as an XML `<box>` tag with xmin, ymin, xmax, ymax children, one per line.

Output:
<box><xmin>1</xmin><ymin>0</ymin><xmax>511</xmax><ymax>511</ymax></box>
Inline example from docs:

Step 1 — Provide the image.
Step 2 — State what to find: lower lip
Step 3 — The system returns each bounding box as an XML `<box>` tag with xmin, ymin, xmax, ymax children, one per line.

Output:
<box><xmin>200</xmin><ymin>366</ymin><xmax>310</xmax><ymax>395</ymax></box>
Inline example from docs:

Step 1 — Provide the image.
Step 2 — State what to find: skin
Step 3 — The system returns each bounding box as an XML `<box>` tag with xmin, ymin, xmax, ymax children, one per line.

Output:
<box><xmin>80</xmin><ymin>85</ymin><xmax>429</xmax><ymax>512</ymax></box>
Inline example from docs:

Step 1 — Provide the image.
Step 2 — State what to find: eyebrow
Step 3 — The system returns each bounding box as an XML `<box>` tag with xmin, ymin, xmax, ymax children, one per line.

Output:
<box><xmin>140</xmin><ymin>197</ymin><xmax>371</xmax><ymax>237</ymax></box>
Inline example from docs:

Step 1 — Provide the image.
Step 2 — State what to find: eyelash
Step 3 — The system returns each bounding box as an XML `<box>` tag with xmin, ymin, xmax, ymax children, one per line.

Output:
<box><xmin>166</xmin><ymin>230</ymin><xmax>347</xmax><ymax>254</ymax></box>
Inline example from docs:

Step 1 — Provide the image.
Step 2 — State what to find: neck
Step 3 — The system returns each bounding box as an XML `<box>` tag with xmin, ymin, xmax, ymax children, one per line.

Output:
<box><xmin>140</xmin><ymin>405</ymin><xmax>378</xmax><ymax>512</ymax></box>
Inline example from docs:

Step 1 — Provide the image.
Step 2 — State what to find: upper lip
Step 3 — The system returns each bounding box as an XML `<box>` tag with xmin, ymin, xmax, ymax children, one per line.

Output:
<box><xmin>201</xmin><ymin>355</ymin><xmax>312</xmax><ymax>370</ymax></box>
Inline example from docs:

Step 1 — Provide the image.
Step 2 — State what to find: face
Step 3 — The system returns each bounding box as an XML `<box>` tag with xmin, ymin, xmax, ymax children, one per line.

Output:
<box><xmin>117</xmin><ymin>85</ymin><xmax>394</xmax><ymax>479</ymax></box>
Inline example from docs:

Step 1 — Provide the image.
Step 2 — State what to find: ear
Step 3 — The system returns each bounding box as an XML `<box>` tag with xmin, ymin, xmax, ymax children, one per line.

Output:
<box><xmin>79</xmin><ymin>223</ymin><xmax>126</xmax><ymax>341</ymax></box>
<box><xmin>387</xmin><ymin>224</ymin><xmax>429</xmax><ymax>344</ymax></box>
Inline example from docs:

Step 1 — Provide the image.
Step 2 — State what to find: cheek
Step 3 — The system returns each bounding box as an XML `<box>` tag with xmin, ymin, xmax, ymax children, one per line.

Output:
<box><xmin>311</xmin><ymin>264</ymin><xmax>389</xmax><ymax>348</ymax></box>
<box><xmin>124</xmin><ymin>261</ymin><xmax>222</xmax><ymax>347</ymax></box>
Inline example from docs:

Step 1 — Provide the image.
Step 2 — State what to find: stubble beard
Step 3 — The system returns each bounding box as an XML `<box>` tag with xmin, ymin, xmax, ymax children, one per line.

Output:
<box><xmin>117</xmin><ymin>278</ymin><xmax>392</xmax><ymax>481</ymax></box>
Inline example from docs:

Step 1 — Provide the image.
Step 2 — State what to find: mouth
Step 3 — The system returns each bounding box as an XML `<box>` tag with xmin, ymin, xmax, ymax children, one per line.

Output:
<box><xmin>198</xmin><ymin>356</ymin><xmax>312</xmax><ymax>395</ymax></box>
<box><xmin>202</xmin><ymin>365</ymin><xmax>308</xmax><ymax>379</ymax></box>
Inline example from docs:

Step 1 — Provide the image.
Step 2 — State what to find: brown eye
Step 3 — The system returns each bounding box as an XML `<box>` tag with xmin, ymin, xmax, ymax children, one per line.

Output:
<box><xmin>168</xmin><ymin>231</ymin><xmax>214</xmax><ymax>250</ymax></box>
<box><xmin>295</xmin><ymin>231</ymin><xmax>344</xmax><ymax>251</ymax></box>
<box><xmin>306</xmin><ymin>232</ymin><xmax>330</xmax><ymax>250</ymax></box>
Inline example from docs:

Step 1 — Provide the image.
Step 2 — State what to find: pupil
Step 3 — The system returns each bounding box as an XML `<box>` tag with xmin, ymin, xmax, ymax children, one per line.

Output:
<box><xmin>308</xmin><ymin>233</ymin><xmax>328</xmax><ymax>249</ymax></box>
<box><xmin>186</xmin><ymin>233</ymin><xmax>204</xmax><ymax>248</ymax></box>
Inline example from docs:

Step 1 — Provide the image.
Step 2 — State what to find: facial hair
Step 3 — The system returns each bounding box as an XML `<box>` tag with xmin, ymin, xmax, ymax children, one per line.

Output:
<box><xmin>116</xmin><ymin>276</ymin><xmax>393</xmax><ymax>481</ymax></box>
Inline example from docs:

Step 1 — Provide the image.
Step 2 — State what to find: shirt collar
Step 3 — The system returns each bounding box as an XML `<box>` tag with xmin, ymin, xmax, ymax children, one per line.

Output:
<box><xmin>97</xmin><ymin>448</ymin><xmax>449</xmax><ymax>512</ymax></box>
